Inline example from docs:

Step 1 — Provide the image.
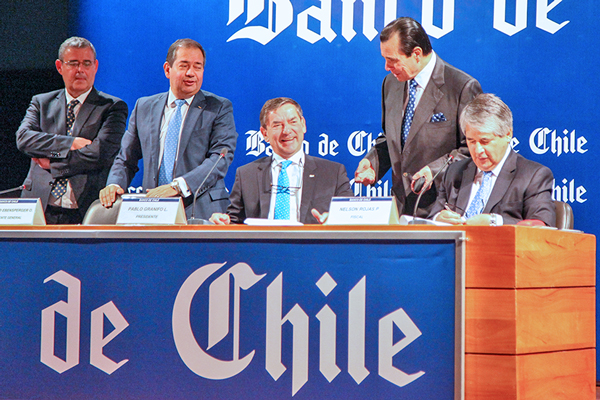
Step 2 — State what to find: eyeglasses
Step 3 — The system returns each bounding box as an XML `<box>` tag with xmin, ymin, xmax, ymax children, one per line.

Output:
<box><xmin>270</xmin><ymin>184</ymin><xmax>301</xmax><ymax>195</ymax></box>
<box><xmin>61</xmin><ymin>60</ymin><xmax>95</xmax><ymax>69</ymax></box>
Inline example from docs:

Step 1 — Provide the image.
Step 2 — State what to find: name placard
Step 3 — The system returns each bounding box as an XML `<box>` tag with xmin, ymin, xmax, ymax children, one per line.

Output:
<box><xmin>116</xmin><ymin>197</ymin><xmax>186</xmax><ymax>225</ymax></box>
<box><xmin>326</xmin><ymin>197</ymin><xmax>399</xmax><ymax>225</ymax></box>
<box><xmin>0</xmin><ymin>199</ymin><xmax>46</xmax><ymax>225</ymax></box>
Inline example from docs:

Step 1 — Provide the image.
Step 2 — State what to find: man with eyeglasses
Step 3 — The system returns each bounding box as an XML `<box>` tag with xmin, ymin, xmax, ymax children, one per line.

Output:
<box><xmin>16</xmin><ymin>36</ymin><xmax>128</xmax><ymax>224</ymax></box>
<box><xmin>210</xmin><ymin>97</ymin><xmax>353</xmax><ymax>225</ymax></box>
<box><xmin>100</xmin><ymin>38</ymin><xmax>237</xmax><ymax>220</ymax></box>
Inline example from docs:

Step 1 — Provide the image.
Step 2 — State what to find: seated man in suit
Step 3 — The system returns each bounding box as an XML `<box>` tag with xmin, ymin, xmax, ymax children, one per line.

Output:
<box><xmin>99</xmin><ymin>38</ymin><xmax>237</xmax><ymax>219</ymax></box>
<box><xmin>429</xmin><ymin>93</ymin><xmax>556</xmax><ymax>227</ymax></box>
<box><xmin>16</xmin><ymin>36</ymin><xmax>128</xmax><ymax>224</ymax></box>
<box><xmin>210</xmin><ymin>97</ymin><xmax>353</xmax><ymax>225</ymax></box>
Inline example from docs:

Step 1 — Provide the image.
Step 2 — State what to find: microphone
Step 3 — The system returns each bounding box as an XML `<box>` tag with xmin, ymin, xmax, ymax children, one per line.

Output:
<box><xmin>411</xmin><ymin>154</ymin><xmax>454</xmax><ymax>224</ymax></box>
<box><xmin>187</xmin><ymin>148</ymin><xmax>229</xmax><ymax>225</ymax></box>
<box><xmin>0</xmin><ymin>183</ymin><xmax>30</xmax><ymax>196</ymax></box>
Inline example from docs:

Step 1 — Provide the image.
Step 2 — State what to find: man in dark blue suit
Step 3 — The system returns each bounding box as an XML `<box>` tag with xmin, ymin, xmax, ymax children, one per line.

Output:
<box><xmin>100</xmin><ymin>39</ymin><xmax>237</xmax><ymax>219</ymax></box>
<box><xmin>16</xmin><ymin>37</ymin><xmax>128</xmax><ymax>224</ymax></box>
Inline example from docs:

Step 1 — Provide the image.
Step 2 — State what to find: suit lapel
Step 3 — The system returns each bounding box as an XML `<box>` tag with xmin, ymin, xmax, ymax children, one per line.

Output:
<box><xmin>299</xmin><ymin>156</ymin><xmax>318</xmax><ymax>222</ymax></box>
<box><xmin>177</xmin><ymin>92</ymin><xmax>206</xmax><ymax>165</ymax></box>
<box><xmin>484</xmin><ymin>151</ymin><xmax>517</xmax><ymax>213</ymax></box>
<box><xmin>71</xmin><ymin>88</ymin><xmax>98</xmax><ymax>138</ymax></box>
<box><xmin>258</xmin><ymin>157</ymin><xmax>273</xmax><ymax>219</ymax></box>
<box><xmin>52</xmin><ymin>91</ymin><xmax>67</xmax><ymax>135</ymax></box>
<box><xmin>456</xmin><ymin>161</ymin><xmax>477</xmax><ymax>213</ymax></box>
<box><xmin>405</xmin><ymin>57</ymin><xmax>445</xmax><ymax>149</ymax></box>
<box><xmin>388</xmin><ymin>79</ymin><xmax>406</xmax><ymax>150</ymax></box>
<box><xmin>148</xmin><ymin>93</ymin><xmax>169</xmax><ymax>180</ymax></box>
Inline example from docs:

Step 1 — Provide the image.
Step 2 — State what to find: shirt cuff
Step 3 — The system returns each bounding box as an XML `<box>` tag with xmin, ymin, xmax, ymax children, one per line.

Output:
<box><xmin>174</xmin><ymin>177</ymin><xmax>191</xmax><ymax>197</ymax></box>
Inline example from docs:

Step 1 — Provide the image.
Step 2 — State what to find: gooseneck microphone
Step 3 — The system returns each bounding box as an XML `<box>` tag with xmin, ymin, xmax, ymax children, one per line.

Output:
<box><xmin>411</xmin><ymin>154</ymin><xmax>454</xmax><ymax>224</ymax></box>
<box><xmin>187</xmin><ymin>148</ymin><xmax>229</xmax><ymax>225</ymax></box>
<box><xmin>0</xmin><ymin>183</ymin><xmax>30</xmax><ymax>196</ymax></box>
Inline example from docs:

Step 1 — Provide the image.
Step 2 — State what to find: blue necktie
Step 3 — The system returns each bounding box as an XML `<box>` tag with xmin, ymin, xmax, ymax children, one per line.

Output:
<box><xmin>51</xmin><ymin>99</ymin><xmax>79</xmax><ymax>198</ymax></box>
<box><xmin>274</xmin><ymin>160</ymin><xmax>293</xmax><ymax>220</ymax></box>
<box><xmin>465</xmin><ymin>171</ymin><xmax>493</xmax><ymax>219</ymax></box>
<box><xmin>158</xmin><ymin>99</ymin><xmax>186</xmax><ymax>186</ymax></box>
<box><xmin>401</xmin><ymin>79</ymin><xmax>418</xmax><ymax>147</ymax></box>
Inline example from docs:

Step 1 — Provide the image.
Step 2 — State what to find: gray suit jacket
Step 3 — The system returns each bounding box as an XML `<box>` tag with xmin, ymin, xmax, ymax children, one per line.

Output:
<box><xmin>429</xmin><ymin>151</ymin><xmax>556</xmax><ymax>226</ymax></box>
<box><xmin>16</xmin><ymin>88</ymin><xmax>128</xmax><ymax>217</ymax></box>
<box><xmin>366</xmin><ymin>56</ymin><xmax>482</xmax><ymax>217</ymax></box>
<box><xmin>107</xmin><ymin>90</ymin><xmax>237</xmax><ymax>219</ymax></box>
<box><xmin>227</xmin><ymin>155</ymin><xmax>353</xmax><ymax>224</ymax></box>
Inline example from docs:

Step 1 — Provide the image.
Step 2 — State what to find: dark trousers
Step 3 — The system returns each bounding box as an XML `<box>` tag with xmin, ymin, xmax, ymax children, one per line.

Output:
<box><xmin>44</xmin><ymin>205</ymin><xmax>82</xmax><ymax>225</ymax></box>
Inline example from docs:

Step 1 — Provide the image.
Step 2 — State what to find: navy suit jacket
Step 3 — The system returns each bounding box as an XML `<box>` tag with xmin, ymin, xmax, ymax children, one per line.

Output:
<box><xmin>16</xmin><ymin>88</ymin><xmax>128</xmax><ymax>217</ymax></box>
<box><xmin>227</xmin><ymin>155</ymin><xmax>353</xmax><ymax>224</ymax></box>
<box><xmin>366</xmin><ymin>56</ymin><xmax>482</xmax><ymax>217</ymax></box>
<box><xmin>429</xmin><ymin>151</ymin><xmax>556</xmax><ymax>226</ymax></box>
<box><xmin>107</xmin><ymin>90</ymin><xmax>237</xmax><ymax>219</ymax></box>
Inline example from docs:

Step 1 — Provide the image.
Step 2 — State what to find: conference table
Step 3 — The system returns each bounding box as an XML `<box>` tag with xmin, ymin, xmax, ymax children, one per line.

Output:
<box><xmin>0</xmin><ymin>224</ymin><xmax>595</xmax><ymax>400</ymax></box>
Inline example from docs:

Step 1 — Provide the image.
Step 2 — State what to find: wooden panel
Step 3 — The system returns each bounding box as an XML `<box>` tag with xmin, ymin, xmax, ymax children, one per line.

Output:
<box><xmin>466</xmin><ymin>287</ymin><xmax>595</xmax><ymax>354</ymax></box>
<box><xmin>466</xmin><ymin>349</ymin><xmax>596</xmax><ymax>400</ymax></box>
<box><xmin>466</xmin><ymin>226</ymin><xmax>595</xmax><ymax>288</ymax></box>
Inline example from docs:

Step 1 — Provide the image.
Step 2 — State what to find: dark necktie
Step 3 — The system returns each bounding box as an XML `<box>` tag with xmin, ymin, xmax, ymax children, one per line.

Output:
<box><xmin>51</xmin><ymin>99</ymin><xmax>79</xmax><ymax>198</ymax></box>
<box><xmin>401</xmin><ymin>79</ymin><xmax>418</xmax><ymax>147</ymax></box>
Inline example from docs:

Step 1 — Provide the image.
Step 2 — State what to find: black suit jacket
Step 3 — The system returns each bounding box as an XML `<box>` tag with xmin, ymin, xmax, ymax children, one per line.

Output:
<box><xmin>366</xmin><ymin>56</ymin><xmax>482</xmax><ymax>217</ymax></box>
<box><xmin>227</xmin><ymin>155</ymin><xmax>353</xmax><ymax>224</ymax></box>
<box><xmin>429</xmin><ymin>151</ymin><xmax>556</xmax><ymax>226</ymax></box>
<box><xmin>16</xmin><ymin>88</ymin><xmax>128</xmax><ymax>217</ymax></box>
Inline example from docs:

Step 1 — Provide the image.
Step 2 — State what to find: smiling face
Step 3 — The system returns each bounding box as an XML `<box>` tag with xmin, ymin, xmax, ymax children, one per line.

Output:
<box><xmin>261</xmin><ymin>103</ymin><xmax>306</xmax><ymax>159</ymax></box>
<box><xmin>465</xmin><ymin>124</ymin><xmax>512</xmax><ymax>171</ymax></box>
<box><xmin>164</xmin><ymin>46</ymin><xmax>204</xmax><ymax>99</ymax></box>
<box><xmin>380</xmin><ymin>33</ymin><xmax>422</xmax><ymax>82</ymax></box>
<box><xmin>55</xmin><ymin>46</ymin><xmax>98</xmax><ymax>98</ymax></box>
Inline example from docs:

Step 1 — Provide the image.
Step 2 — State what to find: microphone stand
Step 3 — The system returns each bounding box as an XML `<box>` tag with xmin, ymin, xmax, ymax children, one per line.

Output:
<box><xmin>0</xmin><ymin>184</ymin><xmax>26</xmax><ymax>196</ymax></box>
<box><xmin>187</xmin><ymin>148</ymin><xmax>228</xmax><ymax>225</ymax></box>
<box><xmin>410</xmin><ymin>155</ymin><xmax>454</xmax><ymax>224</ymax></box>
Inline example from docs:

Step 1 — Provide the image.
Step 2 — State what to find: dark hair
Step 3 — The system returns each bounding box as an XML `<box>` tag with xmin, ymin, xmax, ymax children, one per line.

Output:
<box><xmin>58</xmin><ymin>37</ymin><xmax>96</xmax><ymax>60</ymax></box>
<box><xmin>460</xmin><ymin>93</ymin><xmax>513</xmax><ymax>137</ymax></box>
<box><xmin>166</xmin><ymin>39</ymin><xmax>205</xmax><ymax>66</ymax></box>
<box><xmin>260</xmin><ymin>97</ymin><xmax>303</xmax><ymax>128</ymax></box>
<box><xmin>380</xmin><ymin>17</ymin><xmax>432</xmax><ymax>56</ymax></box>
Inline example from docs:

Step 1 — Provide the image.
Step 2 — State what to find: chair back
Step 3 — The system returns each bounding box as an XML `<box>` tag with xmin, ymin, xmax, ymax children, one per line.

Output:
<box><xmin>554</xmin><ymin>200</ymin><xmax>574</xmax><ymax>230</ymax></box>
<box><xmin>82</xmin><ymin>198</ymin><xmax>122</xmax><ymax>225</ymax></box>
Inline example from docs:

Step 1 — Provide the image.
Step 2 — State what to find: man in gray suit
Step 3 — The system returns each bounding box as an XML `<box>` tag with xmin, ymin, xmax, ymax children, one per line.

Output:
<box><xmin>430</xmin><ymin>94</ymin><xmax>556</xmax><ymax>227</ymax></box>
<box><xmin>100</xmin><ymin>39</ymin><xmax>237</xmax><ymax>219</ymax></box>
<box><xmin>355</xmin><ymin>17</ymin><xmax>482</xmax><ymax>217</ymax></box>
<box><xmin>16</xmin><ymin>37</ymin><xmax>128</xmax><ymax>224</ymax></box>
<box><xmin>210</xmin><ymin>97</ymin><xmax>353</xmax><ymax>225</ymax></box>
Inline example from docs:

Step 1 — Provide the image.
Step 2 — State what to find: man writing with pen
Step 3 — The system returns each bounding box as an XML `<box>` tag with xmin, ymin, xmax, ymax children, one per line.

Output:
<box><xmin>427</xmin><ymin>93</ymin><xmax>556</xmax><ymax>227</ymax></box>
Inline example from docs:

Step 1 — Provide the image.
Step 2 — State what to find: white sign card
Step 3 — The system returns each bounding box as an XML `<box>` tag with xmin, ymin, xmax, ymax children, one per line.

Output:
<box><xmin>116</xmin><ymin>197</ymin><xmax>187</xmax><ymax>225</ymax></box>
<box><xmin>326</xmin><ymin>197</ymin><xmax>400</xmax><ymax>225</ymax></box>
<box><xmin>0</xmin><ymin>199</ymin><xmax>46</xmax><ymax>225</ymax></box>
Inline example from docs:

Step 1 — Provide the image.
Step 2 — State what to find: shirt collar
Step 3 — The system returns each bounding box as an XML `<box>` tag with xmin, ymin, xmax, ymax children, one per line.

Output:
<box><xmin>413</xmin><ymin>51</ymin><xmax>436</xmax><ymax>90</ymax></box>
<box><xmin>167</xmin><ymin>89</ymin><xmax>195</xmax><ymax>107</ymax></box>
<box><xmin>65</xmin><ymin>87</ymin><xmax>93</xmax><ymax>105</ymax></box>
<box><xmin>271</xmin><ymin>150</ymin><xmax>305</xmax><ymax>168</ymax></box>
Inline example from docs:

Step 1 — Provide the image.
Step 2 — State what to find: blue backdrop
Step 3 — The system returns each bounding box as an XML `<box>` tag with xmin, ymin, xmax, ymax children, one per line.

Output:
<box><xmin>76</xmin><ymin>0</ymin><xmax>598</xmax><ymax>376</ymax></box>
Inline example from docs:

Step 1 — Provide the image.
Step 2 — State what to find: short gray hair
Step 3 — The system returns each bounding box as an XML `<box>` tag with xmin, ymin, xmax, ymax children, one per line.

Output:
<box><xmin>58</xmin><ymin>37</ymin><xmax>96</xmax><ymax>60</ymax></box>
<box><xmin>459</xmin><ymin>93</ymin><xmax>513</xmax><ymax>137</ymax></box>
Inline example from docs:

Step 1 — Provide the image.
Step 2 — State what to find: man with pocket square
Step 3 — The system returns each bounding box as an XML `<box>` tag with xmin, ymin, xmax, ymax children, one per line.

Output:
<box><xmin>355</xmin><ymin>17</ymin><xmax>482</xmax><ymax>217</ymax></box>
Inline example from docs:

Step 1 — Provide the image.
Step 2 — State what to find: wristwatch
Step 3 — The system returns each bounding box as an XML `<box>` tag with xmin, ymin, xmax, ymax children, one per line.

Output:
<box><xmin>170</xmin><ymin>180</ymin><xmax>182</xmax><ymax>195</ymax></box>
<box><xmin>489</xmin><ymin>213</ymin><xmax>498</xmax><ymax>226</ymax></box>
